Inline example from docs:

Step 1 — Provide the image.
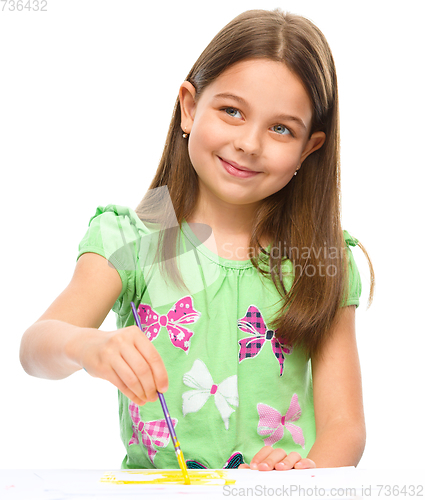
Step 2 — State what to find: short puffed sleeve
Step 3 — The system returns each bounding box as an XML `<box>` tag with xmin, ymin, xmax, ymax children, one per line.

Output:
<box><xmin>342</xmin><ymin>230</ymin><xmax>362</xmax><ymax>308</ymax></box>
<box><xmin>77</xmin><ymin>204</ymin><xmax>151</xmax><ymax>315</ymax></box>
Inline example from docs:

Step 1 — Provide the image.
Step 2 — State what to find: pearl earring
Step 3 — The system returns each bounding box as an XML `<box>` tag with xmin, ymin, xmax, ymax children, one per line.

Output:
<box><xmin>182</xmin><ymin>132</ymin><xmax>188</xmax><ymax>138</ymax></box>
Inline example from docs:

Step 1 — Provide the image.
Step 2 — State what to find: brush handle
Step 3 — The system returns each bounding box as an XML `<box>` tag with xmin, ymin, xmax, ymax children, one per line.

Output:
<box><xmin>158</xmin><ymin>393</ymin><xmax>180</xmax><ymax>449</ymax></box>
<box><xmin>131</xmin><ymin>301</ymin><xmax>144</xmax><ymax>330</ymax></box>
<box><xmin>129</xmin><ymin>302</ymin><xmax>190</xmax><ymax>484</ymax></box>
<box><xmin>130</xmin><ymin>303</ymin><xmax>174</xmax><ymax>434</ymax></box>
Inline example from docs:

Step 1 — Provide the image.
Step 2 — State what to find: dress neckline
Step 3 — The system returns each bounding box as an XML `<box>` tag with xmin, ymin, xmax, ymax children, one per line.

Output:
<box><xmin>181</xmin><ymin>220</ymin><xmax>271</xmax><ymax>270</ymax></box>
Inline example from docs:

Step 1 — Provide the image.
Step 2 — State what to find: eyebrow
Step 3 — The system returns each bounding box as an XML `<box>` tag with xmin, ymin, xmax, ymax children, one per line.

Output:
<box><xmin>213</xmin><ymin>92</ymin><xmax>307</xmax><ymax>131</ymax></box>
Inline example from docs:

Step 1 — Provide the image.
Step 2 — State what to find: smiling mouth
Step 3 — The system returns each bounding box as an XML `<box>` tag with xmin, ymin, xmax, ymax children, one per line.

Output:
<box><xmin>219</xmin><ymin>157</ymin><xmax>256</xmax><ymax>172</ymax></box>
<box><xmin>218</xmin><ymin>157</ymin><xmax>260</xmax><ymax>178</ymax></box>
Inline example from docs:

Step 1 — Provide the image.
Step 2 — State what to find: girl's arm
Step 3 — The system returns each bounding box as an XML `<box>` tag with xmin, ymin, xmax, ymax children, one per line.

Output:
<box><xmin>19</xmin><ymin>252</ymin><xmax>168</xmax><ymax>405</ymax></box>
<box><xmin>240</xmin><ymin>305</ymin><xmax>365</xmax><ymax>470</ymax></box>
<box><xmin>307</xmin><ymin>304</ymin><xmax>365</xmax><ymax>467</ymax></box>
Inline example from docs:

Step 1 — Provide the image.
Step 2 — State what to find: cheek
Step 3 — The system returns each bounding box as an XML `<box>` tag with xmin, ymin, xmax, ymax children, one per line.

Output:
<box><xmin>188</xmin><ymin>118</ymin><xmax>222</xmax><ymax>163</ymax></box>
<box><xmin>268</xmin><ymin>144</ymin><xmax>302</xmax><ymax>175</ymax></box>
<box><xmin>187</xmin><ymin>133</ymin><xmax>203</xmax><ymax>170</ymax></box>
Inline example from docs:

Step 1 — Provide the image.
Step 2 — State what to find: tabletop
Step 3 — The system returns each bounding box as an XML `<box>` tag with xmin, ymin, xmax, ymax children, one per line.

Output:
<box><xmin>1</xmin><ymin>467</ymin><xmax>424</xmax><ymax>499</ymax></box>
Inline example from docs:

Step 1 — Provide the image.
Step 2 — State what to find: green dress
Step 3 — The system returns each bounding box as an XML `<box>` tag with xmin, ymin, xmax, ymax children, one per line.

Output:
<box><xmin>77</xmin><ymin>204</ymin><xmax>362</xmax><ymax>469</ymax></box>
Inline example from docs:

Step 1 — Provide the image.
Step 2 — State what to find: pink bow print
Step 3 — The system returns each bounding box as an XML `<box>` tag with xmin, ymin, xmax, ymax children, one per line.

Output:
<box><xmin>257</xmin><ymin>395</ymin><xmax>305</xmax><ymax>448</ymax></box>
<box><xmin>128</xmin><ymin>401</ymin><xmax>177</xmax><ymax>464</ymax></box>
<box><xmin>138</xmin><ymin>295</ymin><xmax>200</xmax><ymax>352</ymax></box>
<box><xmin>238</xmin><ymin>305</ymin><xmax>292</xmax><ymax>375</ymax></box>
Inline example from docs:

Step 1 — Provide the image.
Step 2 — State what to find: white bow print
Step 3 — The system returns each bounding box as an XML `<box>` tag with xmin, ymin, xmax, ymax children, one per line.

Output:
<box><xmin>182</xmin><ymin>359</ymin><xmax>238</xmax><ymax>430</ymax></box>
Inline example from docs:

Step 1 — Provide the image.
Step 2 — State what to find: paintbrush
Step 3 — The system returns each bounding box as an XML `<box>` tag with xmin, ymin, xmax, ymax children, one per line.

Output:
<box><xmin>130</xmin><ymin>301</ymin><xmax>191</xmax><ymax>485</ymax></box>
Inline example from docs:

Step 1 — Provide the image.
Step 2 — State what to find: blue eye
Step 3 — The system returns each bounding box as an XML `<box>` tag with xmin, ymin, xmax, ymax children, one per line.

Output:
<box><xmin>224</xmin><ymin>107</ymin><xmax>242</xmax><ymax>118</ymax></box>
<box><xmin>272</xmin><ymin>124</ymin><xmax>291</xmax><ymax>135</ymax></box>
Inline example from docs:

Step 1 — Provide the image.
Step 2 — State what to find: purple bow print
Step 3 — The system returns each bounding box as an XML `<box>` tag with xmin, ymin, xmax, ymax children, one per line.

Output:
<box><xmin>238</xmin><ymin>305</ymin><xmax>292</xmax><ymax>375</ymax></box>
<box><xmin>257</xmin><ymin>395</ymin><xmax>305</xmax><ymax>448</ymax></box>
<box><xmin>128</xmin><ymin>401</ymin><xmax>178</xmax><ymax>464</ymax></box>
<box><xmin>138</xmin><ymin>295</ymin><xmax>200</xmax><ymax>352</ymax></box>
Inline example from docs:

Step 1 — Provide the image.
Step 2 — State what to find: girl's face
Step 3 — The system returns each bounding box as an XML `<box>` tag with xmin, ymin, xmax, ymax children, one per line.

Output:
<box><xmin>179</xmin><ymin>58</ymin><xmax>325</xmax><ymax>210</ymax></box>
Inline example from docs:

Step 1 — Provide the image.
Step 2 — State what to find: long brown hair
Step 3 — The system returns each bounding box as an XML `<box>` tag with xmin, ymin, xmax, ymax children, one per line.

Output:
<box><xmin>136</xmin><ymin>9</ymin><xmax>374</xmax><ymax>357</ymax></box>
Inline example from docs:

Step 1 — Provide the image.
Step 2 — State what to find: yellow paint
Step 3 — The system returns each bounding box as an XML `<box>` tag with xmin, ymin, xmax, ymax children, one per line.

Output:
<box><xmin>176</xmin><ymin>449</ymin><xmax>191</xmax><ymax>485</ymax></box>
<box><xmin>101</xmin><ymin>469</ymin><xmax>236</xmax><ymax>486</ymax></box>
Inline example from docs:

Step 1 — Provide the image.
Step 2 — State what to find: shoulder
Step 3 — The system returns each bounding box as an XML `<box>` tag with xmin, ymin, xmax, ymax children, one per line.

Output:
<box><xmin>79</xmin><ymin>204</ymin><xmax>154</xmax><ymax>253</ymax></box>
<box><xmin>77</xmin><ymin>203</ymin><xmax>161</xmax><ymax>275</ymax></box>
<box><xmin>86</xmin><ymin>204</ymin><xmax>152</xmax><ymax>235</ymax></box>
<box><xmin>76</xmin><ymin>204</ymin><xmax>163</xmax><ymax>312</ymax></box>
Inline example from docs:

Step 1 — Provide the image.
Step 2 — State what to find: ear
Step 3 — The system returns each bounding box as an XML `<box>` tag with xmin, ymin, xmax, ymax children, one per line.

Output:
<box><xmin>179</xmin><ymin>81</ymin><xmax>197</xmax><ymax>134</ymax></box>
<box><xmin>300</xmin><ymin>131</ymin><xmax>326</xmax><ymax>164</ymax></box>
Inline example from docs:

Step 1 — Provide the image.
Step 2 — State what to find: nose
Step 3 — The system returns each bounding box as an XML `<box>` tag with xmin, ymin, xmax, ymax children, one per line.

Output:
<box><xmin>233</xmin><ymin>124</ymin><xmax>262</xmax><ymax>155</ymax></box>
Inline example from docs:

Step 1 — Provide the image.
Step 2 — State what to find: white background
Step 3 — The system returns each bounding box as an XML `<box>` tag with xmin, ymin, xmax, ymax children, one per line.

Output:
<box><xmin>1</xmin><ymin>0</ymin><xmax>424</xmax><ymax>471</ymax></box>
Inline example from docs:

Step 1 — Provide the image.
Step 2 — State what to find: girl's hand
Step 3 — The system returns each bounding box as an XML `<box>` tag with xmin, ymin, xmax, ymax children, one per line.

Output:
<box><xmin>238</xmin><ymin>446</ymin><xmax>316</xmax><ymax>471</ymax></box>
<box><xmin>78</xmin><ymin>325</ymin><xmax>168</xmax><ymax>406</ymax></box>
<box><xmin>21</xmin><ymin>253</ymin><xmax>168</xmax><ymax>404</ymax></box>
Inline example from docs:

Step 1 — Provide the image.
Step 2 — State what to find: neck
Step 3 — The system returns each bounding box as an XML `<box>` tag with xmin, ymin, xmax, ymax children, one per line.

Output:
<box><xmin>186</xmin><ymin>184</ymin><xmax>273</xmax><ymax>260</ymax></box>
<box><xmin>188</xmin><ymin>188</ymin><xmax>260</xmax><ymax>239</ymax></box>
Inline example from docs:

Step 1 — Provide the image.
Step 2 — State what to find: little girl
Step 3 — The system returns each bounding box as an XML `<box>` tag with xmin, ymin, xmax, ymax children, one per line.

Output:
<box><xmin>20</xmin><ymin>9</ymin><xmax>374</xmax><ymax>471</ymax></box>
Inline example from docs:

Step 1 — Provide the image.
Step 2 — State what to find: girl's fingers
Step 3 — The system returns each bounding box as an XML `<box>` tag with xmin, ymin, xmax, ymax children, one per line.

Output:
<box><xmin>257</xmin><ymin>448</ymin><xmax>288</xmax><ymax>471</ymax></box>
<box><xmin>275</xmin><ymin>451</ymin><xmax>303</xmax><ymax>470</ymax></box>
<box><xmin>294</xmin><ymin>458</ymin><xmax>316</xmax><ymax>469</ymax></box>
<box><xmin>105</xmin><ymin>365</ymin><xmax>146</xmax><ymax>406</ymax></box>
<box><xmin>134</xmin><ymin>333</ymin><xmax>168</xmax><ymax>393</ymax></box>
<box><xmin>120</xmin><ymin>343</ymin><xmax>158</xmax><ymax>402</ymax></box>
<box><xmin>249</xmin><ymin>446</ymin><xmax>288</xmax><ymax>470</ymax></box>
<box><xmin>248</xmin><ymin>446</ymin><xmax>274</xmax><ymax>469</ymax></box>
<box><xmin>244</xmin><ymin>448</ymin><xmax>314</xmax><ymax>471</ymax></box>
<box><xmin>83</xmin><ymin>326</ymin><xmax>168</xmax><ymax>404</ymax></box>
<box><xmin>108</xmin><ymin>355</ymin><xmax>149</xmax><ymax>404</ymax></box>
